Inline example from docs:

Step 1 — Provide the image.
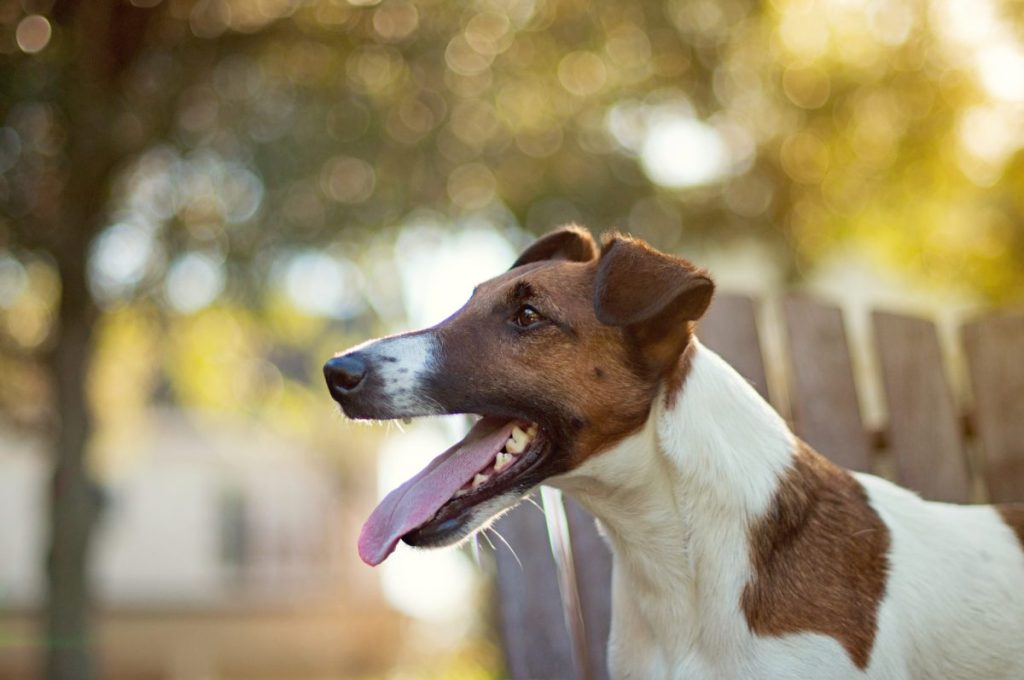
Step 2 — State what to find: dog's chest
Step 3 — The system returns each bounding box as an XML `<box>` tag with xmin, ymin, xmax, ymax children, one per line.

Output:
<box><xmin>604</xmin><ymin>527</ymin><xmax>749</xmax><ymax>679</ymax></box>
<box><xmin>605</xmin><ymin>528</ymin><xmax>868</xmax><ymax>680</ymax></box>
<box><xmin>607</xmin><ymin>608</ymin><xmax>866</xmax><ymax>680</ymax></box>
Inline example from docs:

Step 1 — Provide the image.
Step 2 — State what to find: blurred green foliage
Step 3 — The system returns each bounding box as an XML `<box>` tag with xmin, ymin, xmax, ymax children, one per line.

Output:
<box><xmin>0</xmin><ymin>0</ymin><xmax>1020</xmax><ymax>433</ymax></box>
<box><xmin>0</xmin><ymin>0</ymin><xmax>1022</xmax><ymax>421</ymax></box>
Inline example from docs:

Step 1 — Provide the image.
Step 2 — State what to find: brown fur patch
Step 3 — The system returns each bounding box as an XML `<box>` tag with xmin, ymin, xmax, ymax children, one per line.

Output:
<box><xmin>434</xmin><ymin>259</ymin><xmax>658</xmax><ymax>469</ymax></box>
<box><xmin>742</xmin><ymin>442</ymin><xmax>890</xmax><ymax>670</ymax></box>
<box><xmin>997</xmin><ymin>504</ymin><xmax>1024</xmax><ymax>550</ymax></box>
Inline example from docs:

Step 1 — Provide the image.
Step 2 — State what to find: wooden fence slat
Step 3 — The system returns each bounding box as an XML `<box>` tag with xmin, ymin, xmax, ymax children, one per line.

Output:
<box><xmin>564</xmin><ymin>499</ymin><xmax>613</xmax><ymax>680</ymax></box>
<box><xmin>783</xmin><ymin>297</ymin><xmax>873</xmax><ymax>473</ymax></box>
<box><xmin>963</xmin><ymin>313</ymin><xmax>1024</xmax><ymax>503</ymax></box>
<box><xmin>699</xmin><ymin>293</ymin><xmax>770</xmax><ymax>401</ymax></box>
<box><xmin>494</xmin><ymin>501</ymin><xmax>580</xmax><ymax>680</ymax></box>
<box><xmin>873</xmin><ymin>311</ymin><xmax>970</xmax><ymax>502</ymax></box>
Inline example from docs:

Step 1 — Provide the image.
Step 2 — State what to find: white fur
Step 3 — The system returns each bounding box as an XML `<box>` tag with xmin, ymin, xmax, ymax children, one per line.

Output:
<box><xmin>549</xmin><ymin>339</ymin><xmax>1024</xmax><ymax>680</ymax></box>
<box><xmin>346</xmin><ymin>331</ymin><xmax>442</xmax><ymax>416</ymax></box>
<box><xmin>856</xmin><ymin>474</ymin><xmax>1024</xmax><ymax>679</ymax></box>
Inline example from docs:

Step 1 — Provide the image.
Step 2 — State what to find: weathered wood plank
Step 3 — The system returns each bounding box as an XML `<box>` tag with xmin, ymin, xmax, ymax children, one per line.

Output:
<box><xmin>564</xmin><ymin>499</ymin><xmax>613</xmax><ymax>680</ymax></box>
<box><xmin>699</xmin><ymin>293</ymin><xmax>770</xmax><ymax>401</ymax></box>
<box><xmin>873</xmin><ymin>311</ymin><xmax>970</xmax><ymax>502</ymax></box>
<box><xmin>783</xmin><ymin>297</ymin><xmax>873</xmax><ymax>473</ymax></box>
<box><xmin>963</xmin><ymin>313</ymin><xmax>1024</xmax><ymax>503</ymax></box>
<box><xmin>494</xmin><ymin>499</ymin><xmax>580</xmax><ymax>680</ymax></box>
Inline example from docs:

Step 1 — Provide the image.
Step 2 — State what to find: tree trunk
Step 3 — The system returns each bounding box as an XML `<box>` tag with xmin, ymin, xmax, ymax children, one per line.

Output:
<box><xmin>44</xmin><ymin>251</ymin><xmax>101</xmax><ymax>680</ymax></box>
<box><xmin>43</xmin><ymin>5</ymin><xmax>113</xmax><ymax>673</ymax></box>
<box><xmin>35</xmin><ymin>3</ymin><xmax>262</xmax><ymax>676</ymax></box>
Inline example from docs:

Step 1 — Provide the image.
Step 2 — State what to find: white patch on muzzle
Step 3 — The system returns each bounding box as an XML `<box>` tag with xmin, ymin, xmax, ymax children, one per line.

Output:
<box><xmin>354</xmin><ymin>331</ymin><xmax>442</xmax><ymax>416</ymax></box>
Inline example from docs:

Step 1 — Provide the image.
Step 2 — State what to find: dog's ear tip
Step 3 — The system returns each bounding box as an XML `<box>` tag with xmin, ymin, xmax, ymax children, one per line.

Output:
<box><xmin>593</xmin><ymin>238</ymin><xmax>715</xmax><ymax>326</ymax></box>
<box><xmin>688</xmin><ymin>275</ymin><xmax>716</xmax><ymax>318</ymax></box>
<box><xmin>694</xmin><ymin>270</ymin><xmax>715</xmax><ymax>289</ymax></box>
<box><xmin>512</xmin><ymin>224</ymin><xmax>599</xmax><ymax>268</ymax></box>
<box><xmin>561</xmin><ymin>222</ymin><xmax>592</xmax><ymax>236</ymax></box>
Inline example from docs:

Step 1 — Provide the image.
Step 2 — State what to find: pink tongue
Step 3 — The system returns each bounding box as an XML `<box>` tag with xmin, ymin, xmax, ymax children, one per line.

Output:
<box><xmin>358</xmin><ymin>418</ymin><xmax>516</xmax><ymax>566</ymax></box>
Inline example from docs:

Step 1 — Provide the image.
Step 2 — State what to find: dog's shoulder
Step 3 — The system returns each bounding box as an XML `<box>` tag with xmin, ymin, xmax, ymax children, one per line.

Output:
<box><xmin>741</xmin><ymin>441</ymin><xmax>890</xmax><ymax>670</ymax></box>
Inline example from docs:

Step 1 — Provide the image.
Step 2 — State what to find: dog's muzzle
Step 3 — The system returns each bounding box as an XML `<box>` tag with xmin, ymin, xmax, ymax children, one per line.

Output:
<box><xmin>323</xmin><ymin>331</ymin><xmax>442</xmax><ymax>419</ymax></box>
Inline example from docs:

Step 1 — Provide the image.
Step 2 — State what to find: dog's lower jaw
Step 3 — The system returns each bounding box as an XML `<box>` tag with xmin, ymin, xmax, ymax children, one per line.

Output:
<box><xmin>402</xmin><ymin>490</ymin><xmax>528</xmax><ymax>549</ymax></box>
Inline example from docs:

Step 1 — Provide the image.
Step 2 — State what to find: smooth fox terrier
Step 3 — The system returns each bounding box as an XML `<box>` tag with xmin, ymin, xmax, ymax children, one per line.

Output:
<box><xmin>325</xmin><ymin>226</ymin><xmax>1024</xmax><ymax>679</ymax></box>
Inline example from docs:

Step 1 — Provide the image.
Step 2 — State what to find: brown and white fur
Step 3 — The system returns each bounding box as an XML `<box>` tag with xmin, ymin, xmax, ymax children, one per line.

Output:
<box><xmin>325</xmin><ymin>226</ymin><xmax>1024</xmax><ymax>679</ymax></box>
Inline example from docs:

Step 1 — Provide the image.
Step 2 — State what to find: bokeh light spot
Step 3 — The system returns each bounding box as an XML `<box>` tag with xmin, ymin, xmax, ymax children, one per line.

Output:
<box><xmin>977</xmin><ymin>43</ymin><xmax>1024</xmax><ymax>103</ymax></box>
<box><xmin>778</xmin><ymin>4</ymin><xmax>829</xmax><ymax>60</ymax></box>
<box><xmin>278</xmin><ymin>251</ymin><xmax>366</xmax><ymax>319</ymax></box>
<box><xmin>641</xmin><ymin>117</ymin><xmax>731</xmax><ymax>189</ymax></box>
<box><xmin>445</xmin><ymin>35</ymin><xmax>494</xmax><ymax>76</ymax></box>
<box><xmin>557</xmin><ymin>51</ymin><xmax>608</xmax><ymax>97</ymax></box>
<box><xmin>782</xmin><ymin>65</ymin><xmax>831</xmax><ymax>109</ymax></box>
<box><xmin>395</xmin><ymin>223</ymin><xmax>515</xmax><ymax>327</ymax></box>
<box><xmin>0</xmin><ymin>254</ymin><xmax>28</xmax><ymax>308</ymax></box>
<box><xmin>447</xmin><ymin>163</ymin><xmax>497</xmax><ymax>210</ymax></box>
<box><xmin>320</xmin><ymin>156</ymin><xmax>376</xmax><ymax>204</ymax></box>
<box><xmin>16</xmin><ymin>15</ymin><xmax>51</xmax><ymax>54</ymax></box>
<box><xmin>164</xmin><ymin>252</ymin><xmax>226</xmax><ymax>314</ymax></box>
<box><xmin>464</xmin><ymin>12</ymin><xmax>512</xmax><ymax>57</ymax></box>
<box><xmin>373</xmin><ymin>2</ymin><xmax>419</xmax><ymax>41</ymax></box>
<box><xmin>89</xmin><ymin>222</ymin><xmax>162</xmax><ymax>301</ymax></box>
<box><xmin>958</xmin><ymin>105</ymin><xmax>1021</xmax><ymax>166</ymax></box>
<box><xmin>780</xmin><ymin>130</ymin><xmax>830</xmax><ymax>184</ymax></box>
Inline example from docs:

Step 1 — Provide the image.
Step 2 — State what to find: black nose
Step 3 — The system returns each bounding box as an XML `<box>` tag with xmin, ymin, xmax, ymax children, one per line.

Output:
<box><xmin>324</xmin><ymin>354</ymin><xmax>367</xmax><ymax>394</ymax></box>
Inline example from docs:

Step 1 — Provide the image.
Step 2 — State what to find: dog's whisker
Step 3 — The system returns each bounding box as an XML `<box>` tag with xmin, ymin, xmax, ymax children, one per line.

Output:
<box><xmin>523</xmin><ymin>495</ymin><xmax>545</xmax><ymax>515</ymax></box>
<box><xmin>489</xmin><ymin>526</ymin><xmax>522</xmax><ymax>570</ymax></box>
<box><xmin>481</xmin><ymin>528</ymin><xmax>497</xmax><ymax>553</ymax></box>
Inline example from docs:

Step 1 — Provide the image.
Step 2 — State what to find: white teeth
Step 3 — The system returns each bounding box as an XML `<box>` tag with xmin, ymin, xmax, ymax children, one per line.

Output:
<box><xmin>506</xmin><ymin>424</ymin><xmax>536</xmax><ymax>454</ymax></box>
<box><xmin>453</xmin><ymin>425</ymin><xmax>540</xmax><ymax>500</ymax></box>
<box><xmin>494</xmin><ymin>451</ymin><xmax>513</xmax><ymax>472</ymax></box>
<box><xmin>506</xmin><ymin>436</ymin><xmax>527</xmax><ymax>454</ymax></box>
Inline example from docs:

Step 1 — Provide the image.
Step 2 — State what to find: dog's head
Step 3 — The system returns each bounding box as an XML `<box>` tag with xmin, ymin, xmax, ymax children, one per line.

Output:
<box><xmin>325</xmin><ymin>225</ymin><xmax>713</xmax><ymax>564</ymax></box>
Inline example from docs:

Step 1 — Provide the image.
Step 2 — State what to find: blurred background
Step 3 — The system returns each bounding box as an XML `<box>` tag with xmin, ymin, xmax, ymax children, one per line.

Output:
<box><xmin>1</xmin><ymin>0</ymin><xmax>1023</xmax><ymax>678</ymax></box>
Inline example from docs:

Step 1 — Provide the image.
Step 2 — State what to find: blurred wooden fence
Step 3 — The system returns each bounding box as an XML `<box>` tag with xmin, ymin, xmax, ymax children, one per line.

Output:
<box><xmin>492</xmin><ymin>293</ymin><xmax>1024</xmax><ymax>680</ymax></box>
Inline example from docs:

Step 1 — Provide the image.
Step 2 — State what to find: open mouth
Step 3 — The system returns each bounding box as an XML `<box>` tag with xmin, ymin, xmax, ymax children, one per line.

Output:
<box><xmin>357</xmin><ymin>416</ymin><xmax>549</xmax><ymax>565</ymax></box>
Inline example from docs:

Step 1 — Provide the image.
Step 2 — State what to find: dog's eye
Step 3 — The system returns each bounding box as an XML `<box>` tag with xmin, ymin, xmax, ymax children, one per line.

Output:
<box><xmin>511</xmin><ymin>305</ymin><xmax>544</xmax><ymax>328</ymax></box>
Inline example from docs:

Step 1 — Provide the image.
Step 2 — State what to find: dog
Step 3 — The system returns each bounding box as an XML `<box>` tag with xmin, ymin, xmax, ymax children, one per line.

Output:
<box><xmin>324</xmin><ymin>226</ymin><xmax>1024</xmax><ymax>679</ymax></box>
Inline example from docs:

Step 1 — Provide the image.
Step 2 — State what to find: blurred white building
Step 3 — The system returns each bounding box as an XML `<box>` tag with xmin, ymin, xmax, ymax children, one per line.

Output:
<box><xmin>0</xmin><ymin>409</ymin><xmax>343</xmax><ymax>609</ymax></box>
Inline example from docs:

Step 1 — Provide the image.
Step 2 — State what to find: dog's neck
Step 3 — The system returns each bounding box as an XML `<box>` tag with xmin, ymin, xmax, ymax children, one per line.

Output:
<box><xmin>551</xmin><ymin>339</ymin><xmax>796</xmax><ymax>661</ymax></box>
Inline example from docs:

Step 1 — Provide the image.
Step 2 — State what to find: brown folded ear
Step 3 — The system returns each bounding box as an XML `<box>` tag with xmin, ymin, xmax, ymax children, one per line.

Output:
<box><xmin>594</xmin><ymin>235</ymin><xmax>714</xmax><ymax>374</ymax></box>
<box><xmin>511</xmin><ymin>224</ymin><xmax>598</xmax><ymax>269</ymax></box>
